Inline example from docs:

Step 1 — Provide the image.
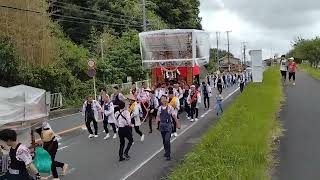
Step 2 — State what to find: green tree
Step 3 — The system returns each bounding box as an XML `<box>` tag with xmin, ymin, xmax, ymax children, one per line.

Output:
<box><xmin>0</xmin><ymin>35</ymin><xmax>21</xmax><ymax>87</ymax></box>
<box><xmin>150</xmin><ymin>0</ymin><xmax>202</xmax><ymax>29</ymax></box>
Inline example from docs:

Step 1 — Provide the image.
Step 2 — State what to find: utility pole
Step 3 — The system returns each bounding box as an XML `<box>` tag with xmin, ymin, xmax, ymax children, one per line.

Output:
<box><xmin>142</xmin><ymin>0</ymin><xmax>147</xmax><ymax>31</ymax></box>
<box><xmin>216</xmin><ymin>31</ymin><xmax>220</xmax><ymax>70</ymax></box>
<box><xmin>241</xmin><ymin>42</ymin><xmax>247</xmax><ymax>66</ymax></box>
<box><xmin>226</xmin><ymin>31</ymin><xmax>232</xmax><ymax>71</ymax></box>
<box><xmin>100</xmin><ymin>39</ymin><xmax>106</xmax><ymax>85</ymax></box>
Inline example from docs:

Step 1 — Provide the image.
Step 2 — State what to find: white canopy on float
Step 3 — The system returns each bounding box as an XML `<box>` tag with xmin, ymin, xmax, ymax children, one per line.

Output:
<box><xmin>0</xmin><ymin>85</ymin><xmax>49</xmax><ymax>130</ymax></box>
<box><xmin>139</xmin><ymin>29</ymin><xmax>210</xmax><ymax>69</ymax></box>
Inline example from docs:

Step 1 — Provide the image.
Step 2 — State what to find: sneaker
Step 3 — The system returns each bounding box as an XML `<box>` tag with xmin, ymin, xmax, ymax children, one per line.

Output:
<box><xmin>190</xmin><ymin>119</ymin><xmax>195</xmax><ymax>122</ymax></box>
<box><xmin>174</xmin><ymin>132</ymin><xmax>178</xmax><ymax>137</ymax></box>
<box><xmin>293</xmin><ymin>82</ymin><xmax>296</xmax><ymax>86</ymax></box>
<box><xmin>132</xmin><ymin>142</ymin><xmax>135</xmax><ymax>145</ymax></box>
<box><xmin>94</xmin><ymin>135</ymin><xmax>99</xmax><ymax>138</ymax></box>
<box><xmin>113</xmin><ymin>134</ymin><xmax>117</xmax><ymax>139</ymax></box>
<box><xmin>119</xmin><ymin>157</ymin><xmax>126</xmax><ymax>162</ymax></box>
<box><xmin>104</xmin><ymin>134</ymin><xmax>110</xmax><ymax>140</ymax></box>
<box><xmin>187</xmin><ymin>117</ymin><xmax>191</xmax><ymax>120</ymax></box>
<box><xmin>141</xmin><ymin>134</ymin><xmax>145</xmax><ymax>142</ymax></box>
<box><xmin>195</xmin><ymin>118</ymin><xmax>199</xmax><ymax>121</ymax></box>
<box><xmin>102</xmin><ymin>130</ymin><xmax>105</xmax><ymax>133</ymax></box>
<box><xmin>166</xmin><ymin>156</ymin><xmax>171</xmax><ymax>161</ymax></box>
<box><xmin>124</xmin><ymin>154</ymin><xmax>131</xmax><ymax>160</ymax></box>
<box><xmin>62</xmin><ymin>164</ymin><xmax>69</xmax><ymax>176</ymax></box>
<box><xmin>88</xmin><ymin>134</ymin><xmax>94</xmax><ymax>138</ymax></box>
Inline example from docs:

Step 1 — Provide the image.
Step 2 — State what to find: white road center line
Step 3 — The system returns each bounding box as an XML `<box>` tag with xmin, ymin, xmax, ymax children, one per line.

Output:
<box><xmin>120</xmin><ymin>87</ymin><xmax>240</xmax><ymax>180</ymax></box>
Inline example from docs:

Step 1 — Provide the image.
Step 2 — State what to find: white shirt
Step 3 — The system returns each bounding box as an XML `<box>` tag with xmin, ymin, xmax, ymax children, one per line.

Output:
<box><xmin>115</xmin><ymin>110</ymin><xmax>131</xmax><ymax>127</ymax></box>
<box><xmin>130</xmin><ymin>103</ymin><xmax>142</xmax><ymax>126</ymax></box>
<box><xmin>104</xmin><ymin>101</ymin><xmax>116</xmax><ymax>123</ymax></box>
<box><xmin>138</xmin><ymin>89</ymin><xmax>150</xmax><ymax>102</ymax></box>
<box><xmin>149</xmin><ymin>97</ymin><xmax>159</xmax><ymax>109</ymax></box>
<box><xmin>156</xmin><ymin>88</ymin><xmax>166</xmax><ymax>99</ymax></box>
<box><xmin>157</xmin><ymin>105</ymin><xmax>175</xmax><ymax>116</ymax></box>
<box><xmin>280</xmin><ymin>59</ymin><xmax>288</xmax><ymax>71</ymax></box>
<box><xmin>15</xmin><ymin>144</ymin><xmax>33</xmax><ymax>166</ymax></box>
<box><xmin>82</xmin><ymin>100</ymin><xmax>102</xmax><ymax>120</ymax></box>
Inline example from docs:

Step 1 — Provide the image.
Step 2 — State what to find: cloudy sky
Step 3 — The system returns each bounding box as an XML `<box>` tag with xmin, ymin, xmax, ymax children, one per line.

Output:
<box><xmin>199</xmin><ymin>0</ymin><xmax>320</xmax><ymax>59</ymax></box>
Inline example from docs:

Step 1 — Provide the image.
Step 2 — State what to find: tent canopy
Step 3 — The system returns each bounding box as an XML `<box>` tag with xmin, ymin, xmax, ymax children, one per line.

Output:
<box><xmin>0</xmin><ymin>85</ymin><xmax>48</xmax><ymax>129</ymax></box>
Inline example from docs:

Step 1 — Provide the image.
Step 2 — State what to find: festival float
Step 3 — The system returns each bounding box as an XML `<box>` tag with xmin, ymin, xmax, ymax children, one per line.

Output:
<box><xmin>139</xmin><ymin>29</ymin><xmax>210</xmax><ymax>86</ymax></box>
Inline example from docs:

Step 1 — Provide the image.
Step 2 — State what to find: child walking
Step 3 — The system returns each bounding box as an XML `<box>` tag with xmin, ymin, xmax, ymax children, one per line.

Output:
<box><xmin>216</xmin><ymin>92</ymin><xmax>224</xmax><ymax>116</ymax></box>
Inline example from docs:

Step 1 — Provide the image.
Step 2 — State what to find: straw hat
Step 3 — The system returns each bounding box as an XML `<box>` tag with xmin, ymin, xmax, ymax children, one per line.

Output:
<box><xmin>289</xmin><ymin>57</ymin><xmax>294</xmax><ymax>60</ymax></box>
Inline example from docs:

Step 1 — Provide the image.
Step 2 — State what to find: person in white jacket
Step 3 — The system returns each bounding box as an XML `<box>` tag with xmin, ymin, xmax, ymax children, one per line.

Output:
<box><xmin>128</xmin><ymin>95</ymin><xmax>145</xmax><ymax>142</ymax></box>
<box><xmin>103</xmin><ymin>94</ymin><xmax>117</xmax><ymax>139</ymax></box>
<box><xmin>82</xmin><ymin>96</ymin><xmax>102</xmax><ymax>138</ymax></box>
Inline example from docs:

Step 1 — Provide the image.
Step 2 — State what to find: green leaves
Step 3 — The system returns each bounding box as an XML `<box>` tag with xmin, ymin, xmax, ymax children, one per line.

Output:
<box><xmin>290</xmin><ymin>38</ymin><xmax>320</xmax><ymax>68</ymax></box>
<box><xmin>0</xmin><ymin>35</ymin><xmax>20</xmax><ymax>86</ymax></box>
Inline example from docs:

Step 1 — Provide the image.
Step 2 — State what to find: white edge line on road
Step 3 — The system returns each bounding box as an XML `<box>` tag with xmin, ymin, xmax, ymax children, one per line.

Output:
<box><xmin>120</xmin><ymin>87</ymin><xmax>240</xmax><ymax>180</ymax></box>
<box><xmin>58</xmin><ymin>146</ymin><xmax>69</xmax><ymax>151</ymax></box>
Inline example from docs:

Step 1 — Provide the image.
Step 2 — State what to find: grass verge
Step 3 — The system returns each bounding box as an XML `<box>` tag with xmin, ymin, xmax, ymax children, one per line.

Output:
<box><xmin>299</xmin><ymin>64</ymin><xmax>320</xmax><ymax>80</ymax></box>
<box><xmin>168</xmin><ymin>67</ymin><xmax>283</xmax><ymax>180</ymax></box>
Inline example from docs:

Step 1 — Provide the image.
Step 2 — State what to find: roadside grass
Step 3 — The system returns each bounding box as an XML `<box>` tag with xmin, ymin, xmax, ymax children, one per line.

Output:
<box><xmin>169</xmin><ymin>67</ymin><xmax>283</xmax><ymax>180</ymax></box>
<box><xmin>299</xmin><ymin>64</ymin><xmax>320</xmax><ymax>80</ymax></box>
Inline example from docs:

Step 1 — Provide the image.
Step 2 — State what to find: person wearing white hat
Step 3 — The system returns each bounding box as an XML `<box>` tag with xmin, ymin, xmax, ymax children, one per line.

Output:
<box><xmin>36</xmin><ymin>122</ymin><xmax>69</xmax><ymax>179</ymax></box>
<box><xmin>187</xmin><ymin>85</ymin><xmax>201</xmax><ymax>122</ymax></box>
<box><xmin>288</xmin><ymin>57</ymin><xmax>297</xmax><ymax>86</ymax></box>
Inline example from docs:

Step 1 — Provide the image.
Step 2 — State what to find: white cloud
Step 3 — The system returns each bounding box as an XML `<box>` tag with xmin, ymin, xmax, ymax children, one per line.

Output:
<box><xmin>199</xmin><ymin>0</ymin><xmax>320</xmax><ymax>59</ymax></box>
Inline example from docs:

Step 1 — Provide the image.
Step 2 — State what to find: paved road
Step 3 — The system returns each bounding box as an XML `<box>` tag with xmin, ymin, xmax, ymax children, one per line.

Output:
<box><xmin>46</xmin><ymin>86</ymin><xmax>240</xmax><ymax>180</ymax></box>
<box><xmin>274</xmin><ymin>71</ymin><xmax>320</xmax><ymax>180</ymax></box>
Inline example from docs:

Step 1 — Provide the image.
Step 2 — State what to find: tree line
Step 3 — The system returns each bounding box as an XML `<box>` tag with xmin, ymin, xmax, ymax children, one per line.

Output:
<box><xmin>0</xmin><ymin>0</ymin><xmax>201</xmax><ymax>107</ymax></box>
<box><xmin>288</xmin><ymin>37</ymin><xmax>320</xmax><ymax>68</ymax></box>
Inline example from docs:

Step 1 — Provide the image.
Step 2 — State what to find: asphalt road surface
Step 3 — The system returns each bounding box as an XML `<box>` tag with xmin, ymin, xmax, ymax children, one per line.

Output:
<box><xmin>47</xmin><ymin>85</ymin><xmax>240</xmax><ymax>180</ymax></box>
<box><xmin>274</xmin><ymin>71</ymin><xmax>320</xmax><ymax>180</ymax></box>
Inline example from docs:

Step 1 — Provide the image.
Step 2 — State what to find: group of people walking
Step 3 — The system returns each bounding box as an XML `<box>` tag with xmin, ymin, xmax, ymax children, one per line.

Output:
<box><xmin>80</xmin><ymin>78</ymin><xmax>236</xmax><ymax>162</ymax></box>
<box><xmin>280</xmin><ymin>55</ymin><xmax>297</xmax><ymax>85</ymax></box>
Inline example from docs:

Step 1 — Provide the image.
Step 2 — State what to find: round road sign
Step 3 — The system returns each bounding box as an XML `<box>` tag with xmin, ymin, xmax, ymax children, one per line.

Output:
<box><xmin>87</xmin><ymin>68</ymin><xmax>96</xmax><ymax>77</ymax></box>
<box><xmin>88</xmin><ymin>59</ymin><xmax>95</xmax><ymax>68</ymax></box>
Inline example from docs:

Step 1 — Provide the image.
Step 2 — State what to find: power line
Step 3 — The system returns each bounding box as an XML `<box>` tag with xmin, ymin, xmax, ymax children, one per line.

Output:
<box><xmin>48</xmin><ymin>0</ymin><xmax>142</xmax><ymax>21</ymax></box>
<box><xmin>0</xmin><ymin>4</ymin><xmax>142</xmax><ymax>28</ymax></box>
<box><xmin>50</xmin><ymin>3</ymin><xmax>142</xmax><ymax>24</ymax></box>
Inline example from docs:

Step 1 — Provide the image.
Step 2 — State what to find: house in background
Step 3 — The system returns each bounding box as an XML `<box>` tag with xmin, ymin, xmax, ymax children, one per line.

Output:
<box><xmin>218</xmin><ymin>56</ymin><xmax>245</xmax><ymax>72</ymax></box>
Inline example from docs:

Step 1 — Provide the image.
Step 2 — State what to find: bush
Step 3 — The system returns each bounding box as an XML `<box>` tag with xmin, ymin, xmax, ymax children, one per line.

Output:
<box><xmin>299</xmin><ymin>64</ymin><xmax>320</xmax><ymax>80</ymax></box>
<box><xmin>169</xmin><ymin>67</ymin><xmax>283</xmax><ymax>180</ymax></box>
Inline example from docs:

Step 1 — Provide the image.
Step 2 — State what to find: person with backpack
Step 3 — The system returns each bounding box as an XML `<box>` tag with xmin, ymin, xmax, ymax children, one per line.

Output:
<box><xmin>103</xmin><ymin>94</ymin><xmax>118</xmax><ymax>140</ymax></box>
<box><xmin>0</xmin><ymin>129</ymin><xmax>44</xmax><ymax>180</ymax></box>
<box><xmin>115</xmin><ymin>101</ymin><xmax>134</xmax><ymax>162</ymax></box>
<box><xmin>82</xmin><ymin>96</ymin><xmax>102</xmax><ymax>138</ymax></box>
<box><xmin>128</xmin><ymin>95</ymin><xmax>145</xmax><ymax>142</ymax></box>
<box><xmin>35</xmin><ymin>122</ymin><xmax>69</xmax><ymax>180</ymax></box>
<box><xmin>201</xmin><ymin>82</ymin><xmax>211</xmax><ymax>109</ymax></box>
<box><xmin>156</xmin><ymin>95</ymin><xmax>180</xmax><ymax>161</ymax></box>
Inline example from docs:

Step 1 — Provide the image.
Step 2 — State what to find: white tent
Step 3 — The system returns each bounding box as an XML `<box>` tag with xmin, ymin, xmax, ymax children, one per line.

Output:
<box><xmin>0</xmin><ymin>85</ymin><xmax>49</xmax><ymax>130</ymax></box>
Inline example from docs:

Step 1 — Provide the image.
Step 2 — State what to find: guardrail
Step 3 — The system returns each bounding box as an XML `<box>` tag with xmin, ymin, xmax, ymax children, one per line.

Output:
<box><xmin>50</xmin><ymin>93</ymin><xmax>63</xmax><ymax>110</ymax></box>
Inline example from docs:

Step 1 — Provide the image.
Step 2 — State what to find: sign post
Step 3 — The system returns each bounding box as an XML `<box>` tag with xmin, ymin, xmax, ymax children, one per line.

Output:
<box><xmin>87</xmin><ymin>59</ymin><xmax>97</xmax><ymax>100</ymax></box>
